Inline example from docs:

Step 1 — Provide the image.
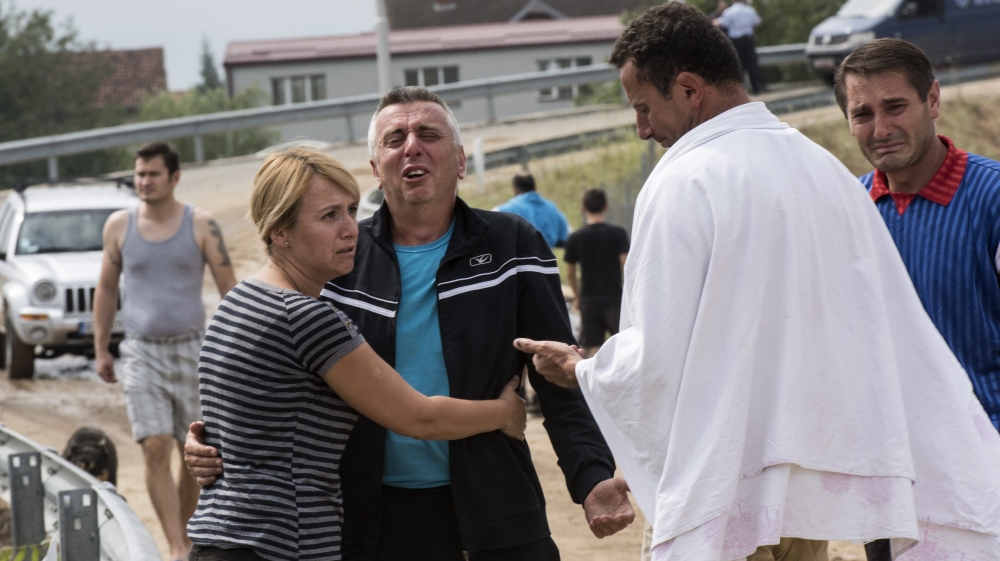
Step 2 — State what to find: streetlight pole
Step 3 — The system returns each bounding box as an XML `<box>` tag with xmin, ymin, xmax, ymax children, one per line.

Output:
<box><xmin>375</xmin><ymin>0</ymin><xmax>392</xmax><ymax>95</ymax></box>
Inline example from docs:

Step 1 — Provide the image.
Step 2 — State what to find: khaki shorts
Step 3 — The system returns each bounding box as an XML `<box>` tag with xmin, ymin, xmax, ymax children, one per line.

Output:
<box><xmin>121</xmin><ymin>331</ymin><xmax>203</xmax><ymax>444</ymax></box>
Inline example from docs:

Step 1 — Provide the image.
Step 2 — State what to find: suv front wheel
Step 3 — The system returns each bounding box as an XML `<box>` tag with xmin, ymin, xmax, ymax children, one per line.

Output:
<box><xmin>6</xmin><ymin>314</ymin><xmax>36</xmax><ymax>379</ymax></box>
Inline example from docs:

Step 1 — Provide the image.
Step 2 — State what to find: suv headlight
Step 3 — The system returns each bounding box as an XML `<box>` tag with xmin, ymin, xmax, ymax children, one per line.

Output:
<box><xmin>34</xmin><ymin>280</ymin><xmax>57</xmax><ymax>302</ymax></box>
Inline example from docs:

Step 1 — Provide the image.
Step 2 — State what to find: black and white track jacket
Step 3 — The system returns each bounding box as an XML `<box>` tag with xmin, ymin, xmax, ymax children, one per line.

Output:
<box><xmin>321</xmin><ymin>197</ymin><xmax>616</xmax><ymax>559</ymax></box>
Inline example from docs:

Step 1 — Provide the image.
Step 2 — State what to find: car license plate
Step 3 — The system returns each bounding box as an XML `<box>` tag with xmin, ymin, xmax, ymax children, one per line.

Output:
<box><xmin>812</xmin><ymin>57</ymin><xmax>836</xmax><ymax>69</ymax></box>
<box><xmin>78</xmin><ymin>321</ymin><xmax>123</xmax><ymax>335</ymax></box>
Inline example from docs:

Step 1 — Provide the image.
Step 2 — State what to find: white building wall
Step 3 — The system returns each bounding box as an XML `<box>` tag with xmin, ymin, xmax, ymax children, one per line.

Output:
<box><xmin>227</xmin><ymin>41</ymin><xmax>615</xmax><ymax>144</ymax></box>
<box><xmin>228</xmin><ymin>58</ymin><xmax>379</xmax><ymax>144</ymax></box>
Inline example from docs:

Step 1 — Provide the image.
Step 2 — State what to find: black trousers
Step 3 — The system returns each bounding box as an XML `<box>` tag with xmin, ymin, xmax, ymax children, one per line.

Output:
<box><xmin>865</xmin><ymin>539</ymin><xmax>893</xmax><ymax>561</ymax></box>
<box><xmin>731</xmin><ymin>34</ymin><xmax>766</xmax><ymax>94</ymax></box>
<box><xmin>189</xmin><ymin>544</ymin><xmax>264</xmax><ymax>561</ymax></box>
<box><xmin>374</xmin><ymin>485</ymin><xmax>560</xmax><ymax>561</ymax></box>
<box><xmin>579</xmin><ymin>296</ymin><xmax>622</xmax><ymax>348</ymax></box>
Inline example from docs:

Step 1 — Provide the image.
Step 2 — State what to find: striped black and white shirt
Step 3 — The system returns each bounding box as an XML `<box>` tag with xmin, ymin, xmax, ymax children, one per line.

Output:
<box><xmin>187</xmin><ymin>277</ymin><xmax>364</xmax><ymax>560</ymax></box>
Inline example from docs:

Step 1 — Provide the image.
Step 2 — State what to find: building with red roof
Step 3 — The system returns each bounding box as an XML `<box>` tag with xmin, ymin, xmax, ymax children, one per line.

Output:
<box><xmin>74</xmin><ymin>47</ymin><xmax>167</xmax><ymax>112</ymax></box>
<box><xmin>224</xmin><ymin>15</ymin><xmax>624</xmax><ymax>143</ymax></box>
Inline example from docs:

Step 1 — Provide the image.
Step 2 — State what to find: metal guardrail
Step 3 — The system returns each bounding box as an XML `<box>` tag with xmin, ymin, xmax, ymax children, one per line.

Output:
<box><xmin>757</xmin><ymin>43</ymin><xmax>809</xmax><ymax>65</ymax></box>
<box><xmin>0</xmin><ymin>423</ymin><xmax>160</xmax><ymax>560</ymax></box>
<box><xmin>0</xmin><ymin>44</ymin><xmax>807</xmax><ymax>176</ymax></box>
<box><xmin>469</xmin><ymin>125</ymin><xmax>637</xmax><ymax>171</ymax></box>
<box><xmin>767</xmin><ymin>89</ymin><xmax>837</xmax><ymax>115</ymax></box>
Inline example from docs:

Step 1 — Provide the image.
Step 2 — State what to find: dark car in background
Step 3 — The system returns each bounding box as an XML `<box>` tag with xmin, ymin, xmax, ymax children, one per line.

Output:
<box><xmin>806</xmin><ymin>0</ymin><xmax>1000</xmax><ymax>83</ymax></box>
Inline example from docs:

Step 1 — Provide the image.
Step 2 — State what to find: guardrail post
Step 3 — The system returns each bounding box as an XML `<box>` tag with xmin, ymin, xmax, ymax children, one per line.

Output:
<box><xmin>193</xmin><ymin>135</ymin><xmax>205</xmax><ymax>164</ymax></box>
<box><xmin>486</xmin><ymin>93</ymin><xmax>497</xmax><ymax>124</ymax></box>
<box><xmin>345</xmin><ymin>115</ymin><xmax>355</xmax><ymax>144</ymax></box>
<box><xmin>9</xmin><ymin>452</ymin><xmax>46</xmax><ymax>548</ymax></box>
<box><xmin>58</xmin><ymin>489</ymin><xmax>100</xmax><ymax>561</ymax></box>
<box><xmin>47</xmin><ymin>156</ymin><xmax>58</xmax><ymax>180</ymax></box>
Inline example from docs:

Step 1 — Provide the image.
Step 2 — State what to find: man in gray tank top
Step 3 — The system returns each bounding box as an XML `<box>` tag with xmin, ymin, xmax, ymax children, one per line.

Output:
<box><xmin>93</xmin><ymin>142</ymin><xmax>236</xmax><ymax>561</ymax></box>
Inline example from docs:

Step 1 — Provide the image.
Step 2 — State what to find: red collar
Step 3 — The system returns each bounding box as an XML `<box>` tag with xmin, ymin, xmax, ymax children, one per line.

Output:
<box><xmin>869</xmin><ymin>135</ymin><xmax>969</xmax><ymax>215</ymax></box>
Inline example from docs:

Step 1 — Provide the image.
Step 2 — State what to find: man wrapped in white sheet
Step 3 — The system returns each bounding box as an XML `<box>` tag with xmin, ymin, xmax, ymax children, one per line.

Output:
<box><xmin>514</xmin><ymin>4</ymin><xmax>1000</xmax><ymax>560</ymax></box>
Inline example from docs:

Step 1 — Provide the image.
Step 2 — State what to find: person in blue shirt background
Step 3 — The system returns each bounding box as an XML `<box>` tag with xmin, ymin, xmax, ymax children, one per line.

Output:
<box><xmin>497</xmin><ymin>172</ymin><xmax>569</xmax><ymax>248</ymax></box>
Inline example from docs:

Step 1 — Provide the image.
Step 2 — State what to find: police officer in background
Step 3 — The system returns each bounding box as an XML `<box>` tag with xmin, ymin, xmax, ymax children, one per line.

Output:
<box><xmin>715</xmin><ymin>0</ymin><xmax>766</xmax><ymax>94</ymax></box>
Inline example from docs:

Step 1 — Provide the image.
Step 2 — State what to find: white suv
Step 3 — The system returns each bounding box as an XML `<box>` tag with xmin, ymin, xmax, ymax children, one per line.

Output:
<box><xmin>0</xmin><ymin>182</ymin><xmax>137</xmax><ymax>379</ymax></box>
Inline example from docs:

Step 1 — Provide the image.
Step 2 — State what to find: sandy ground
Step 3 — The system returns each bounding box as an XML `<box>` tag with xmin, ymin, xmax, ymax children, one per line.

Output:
<box><xmin>8</xmin><ymin>80</ymin><xmax>1000</xmax><ymax>558</ymax></box>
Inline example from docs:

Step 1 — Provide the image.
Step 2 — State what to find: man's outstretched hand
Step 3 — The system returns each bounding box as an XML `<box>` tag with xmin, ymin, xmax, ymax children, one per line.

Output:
<box><xmin>184</xmin><ymin>421</ymin><xmax>223</xmax><ymax>486</ymax></box>
<box><xmin>513</xmin><ymin>338</ymin><xmax>583</xmax><ymax>388</ymax></box>
<box><xmin>584</xmin><ymin>477</ymin><xmax>635</xmax><ymax>538</ymax></box>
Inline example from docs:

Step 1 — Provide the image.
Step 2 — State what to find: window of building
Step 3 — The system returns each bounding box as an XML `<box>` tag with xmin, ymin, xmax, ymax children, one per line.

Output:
<box><xmin>310</xmin><ymin>75</ymin><xmax>326</xmax><ymax>101</ymax></box>
<box><xmin>272</xmin><ymin>74</ymin><xmax>328</xmax><ymax>105</ymax></box>
<box><xmin>538</xmin><ymin>56</ymin><xmax>592</xmax><ymax>101</ymax></box>
<box><xmin>291</xmin><ymin>76</ymin><xmax>306</xmax><ymax>103</ymax></box>
<box><xmin>403</xmin><ymin>66</ymin><xmax>460</xmax><ymax>87</ymax></box>
<box><xmin>423</xmin><ymin>67</ymin><xmax>440</xmax><ymax>87</ymax></box>
<box><xmin>271</xmin><ymin>78</ymin><xmax>286</xmax><ymax>105</ymax></box>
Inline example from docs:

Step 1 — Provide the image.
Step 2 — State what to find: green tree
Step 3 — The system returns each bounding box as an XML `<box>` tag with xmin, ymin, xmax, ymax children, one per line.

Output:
<box><xmin>0</xmin><ymin>2</ymin><xmax>126</xmax><ymax>183</ymax></box>
<box><xmin>136</xmin><ymin>86</ymin><xmax>278</xmax><ymax>163</ymax></box>
<box><xmin>576</xmin><ymin>79</ymin><xmax>624</xmax><ymax>107</ymax></box>
<box><xmin>752</xmin><ymin>0</ymin><xmax>843</xmax><ymax>46</ymax></box>
<box><xmin>0</xmin><ymin>16</ymin><xmax>278</xmax><ymax>186</ymax></box>
<box><xmin>198</xmin><ymin>38</ymin><xmax>224</xmax><ymax>93</ymax></box>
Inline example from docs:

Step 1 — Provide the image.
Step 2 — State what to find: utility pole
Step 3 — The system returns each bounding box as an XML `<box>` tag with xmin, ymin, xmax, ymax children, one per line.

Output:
<box><xmin>375</xmin><ymin>0</ymin><xmax>392</xmax><ymax>95</ymax></box>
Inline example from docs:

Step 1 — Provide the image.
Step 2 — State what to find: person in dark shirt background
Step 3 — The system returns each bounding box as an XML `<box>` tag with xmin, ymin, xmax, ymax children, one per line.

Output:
<box><xmin>564</xmin><ymin>188</ymin><xmax>629</xmax><ymax>357</ymax></box>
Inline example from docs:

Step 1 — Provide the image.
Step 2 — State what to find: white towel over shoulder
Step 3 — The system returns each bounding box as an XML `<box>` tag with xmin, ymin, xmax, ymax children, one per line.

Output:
<box><xmin>576</xmin><ymin>102</ymin><xmax>1000</xmax><ymax>556</ymax></box>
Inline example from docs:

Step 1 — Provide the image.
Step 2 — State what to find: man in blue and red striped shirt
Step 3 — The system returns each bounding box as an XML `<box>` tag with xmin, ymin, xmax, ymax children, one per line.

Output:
<box><xmin>835</xmin><ymin>39</ymin><xmax>1000</xmax><ymax>433</ymax></box>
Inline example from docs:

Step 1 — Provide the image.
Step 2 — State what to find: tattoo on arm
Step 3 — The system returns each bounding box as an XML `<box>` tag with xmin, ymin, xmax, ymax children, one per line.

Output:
<box><xmin>207</xmin><ymin>219</ymin><xmax>232</xmax><ymax>267</ymax></box>
<box><xmin>109</xmin><ymin>253</ymin><xmax>122</xmax><ymax>267</ymax></box>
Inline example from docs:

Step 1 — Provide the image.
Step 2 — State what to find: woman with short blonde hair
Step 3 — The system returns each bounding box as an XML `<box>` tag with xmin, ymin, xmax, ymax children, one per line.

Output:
<box><xmin>186</xmin><ymin>148</ymin><xmax>525</xmax><ymax>561</ymax></box>
<box><xmin>249</xmin><ymin>147</ymin><xmax>360</xmax><ymax>254</ymax></box>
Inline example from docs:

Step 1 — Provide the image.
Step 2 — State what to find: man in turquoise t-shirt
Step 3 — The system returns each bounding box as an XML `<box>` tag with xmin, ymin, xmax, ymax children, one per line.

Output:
<box><xmin>185</xmin><ymin>87</ymin><xmax>632</xmax><ymax>560</ymax></box>
<box><xmin>383</xmin><ymin>221</ymin><xmax>455</xmax><ymax>488</ymax></box>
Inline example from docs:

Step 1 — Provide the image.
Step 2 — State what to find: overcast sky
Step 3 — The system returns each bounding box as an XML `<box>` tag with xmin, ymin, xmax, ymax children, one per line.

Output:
<box><xmin>13</xmin><ymin>0</ymin><xmax>377</xmax><ymax>90</ymax></box>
